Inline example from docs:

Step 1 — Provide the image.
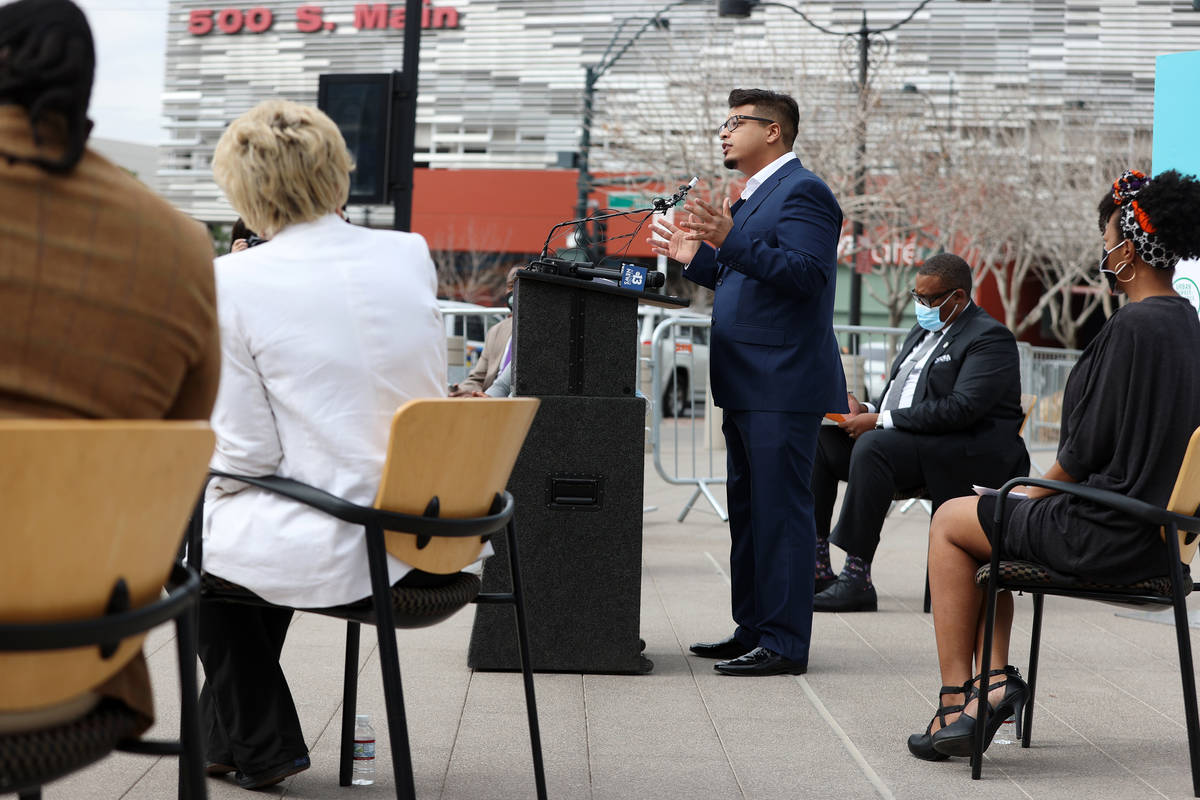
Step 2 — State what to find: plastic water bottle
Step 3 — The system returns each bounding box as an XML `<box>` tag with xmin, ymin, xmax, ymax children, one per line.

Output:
<box><xmin>992</xmin><ymin>713</ymin><xmax>1017</xmax><ymax>745</ymax></box>
<box><xmin>353</xmin><ymin>714</ymin><xmax>376</xmax><ymax>785</ymax></box>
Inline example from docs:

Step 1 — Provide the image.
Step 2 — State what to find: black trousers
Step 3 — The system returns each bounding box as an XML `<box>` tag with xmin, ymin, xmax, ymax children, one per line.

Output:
<box><xmin>197</xmin><ymin>599</ymin><xmax>307</xmax><ymax>776</ymax></box>
<box><xmin>197</xmin><ymin>569</ymin><xmax>458</xmax><ymax>775</ymax></box>
<box><xmin>812</xmin><ymin>425</ymin><xmax>926</xmax><ymax>563</ymax></box>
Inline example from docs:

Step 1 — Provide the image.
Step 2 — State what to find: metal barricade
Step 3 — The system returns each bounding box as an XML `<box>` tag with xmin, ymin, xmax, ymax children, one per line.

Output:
<box><xmin>646</xmin><ymin>319</ymin><xmax>909</xmax><ymax>523</ymax></box>
<box><xmin>436</xmin><ymin>306</ymin><xmax>508</xmax><ymax>386</ymax></box>
<box><xmin>648</xmin><ymin>315</ymin><xmax>727</xmax><ymax>522</ymax></box>
<box><xmin>645</xmin><ymin>316</ymin><xmax>1081</xmax><ymax>522</ymax></box>
<box><xmin>1018</xmin><ymin>344</ymin><xmax>1081</xmax><ymax>457</ymax></box>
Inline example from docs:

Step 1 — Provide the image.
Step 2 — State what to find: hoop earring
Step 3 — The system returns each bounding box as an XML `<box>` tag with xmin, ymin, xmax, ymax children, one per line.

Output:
<box><xmin>1114</xmin><ymin>260</ymin><xmax>1137</xmax><ymax>284</ymax></box>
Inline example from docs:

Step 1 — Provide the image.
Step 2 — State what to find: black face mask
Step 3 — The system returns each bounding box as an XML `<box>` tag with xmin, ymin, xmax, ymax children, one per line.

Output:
<box><xmin>1098</xmin><ymin>239</ymin><xmax>1130</xmax><ymax>294</ymax></box>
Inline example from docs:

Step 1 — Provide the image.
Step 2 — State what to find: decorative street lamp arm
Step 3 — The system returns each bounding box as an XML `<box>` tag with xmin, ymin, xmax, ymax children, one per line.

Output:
<box><xmin>748</xmin><ymin>0</ymin><xmax>938</xmax><ymax>37</ymax></box>
<box><xmin>593</xmin><ymin>0</ymin><xmax>697</xmax><ymax>81</ymax></box>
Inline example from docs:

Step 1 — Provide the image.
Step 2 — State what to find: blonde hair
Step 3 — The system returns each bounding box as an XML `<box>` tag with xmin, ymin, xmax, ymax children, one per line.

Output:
<box><xmin>212</xmin><ymin>100</ymin><xmax>353</xmax><ymax>238</ymax></box>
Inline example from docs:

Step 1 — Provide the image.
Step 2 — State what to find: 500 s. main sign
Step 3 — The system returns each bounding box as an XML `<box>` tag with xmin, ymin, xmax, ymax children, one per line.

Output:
<box><xmin>187</xmin><ymin>2</ymin><xmax>461</xmax><ymax>35</ymax></box>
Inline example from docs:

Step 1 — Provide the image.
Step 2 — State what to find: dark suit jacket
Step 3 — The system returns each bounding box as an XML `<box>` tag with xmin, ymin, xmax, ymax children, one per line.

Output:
<box><xmin>879</xmin><ymin>303</ymin><xmax>1029</xmax><ymax>502</ymax></box>
<box><xmin>684</xmin><ymin>158</ymin><xmax>846</xmax><ymax>414</ymax></box>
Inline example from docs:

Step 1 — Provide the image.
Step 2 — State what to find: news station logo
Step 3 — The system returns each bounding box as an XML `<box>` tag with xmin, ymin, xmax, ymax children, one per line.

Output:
<box><xmin>620</xmin><ymin>264</ymin><xmax>648</xmax><ymax>292</ymax></box>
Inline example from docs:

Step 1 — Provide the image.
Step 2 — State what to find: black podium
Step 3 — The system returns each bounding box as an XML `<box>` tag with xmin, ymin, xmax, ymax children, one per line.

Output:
<box><xmin>467</xmin><ymin>271</ymin><xmax>685</xmax><ymax>674</ymax></box>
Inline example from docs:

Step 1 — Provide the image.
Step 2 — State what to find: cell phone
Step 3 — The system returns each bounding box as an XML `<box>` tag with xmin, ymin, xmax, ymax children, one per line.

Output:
<box><xmin>246</xmin><ymin>234</ymin><xmax>267</xmax><ymax>248</ymax></box>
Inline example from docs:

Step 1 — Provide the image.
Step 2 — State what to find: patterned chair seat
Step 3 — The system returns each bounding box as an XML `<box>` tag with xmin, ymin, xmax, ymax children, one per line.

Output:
<box><xmin>0</xmin><ymin>700</ymin><xmax>141</xmax><ymax>796</ymax></box>
<box><xmin>201</xmin><ymin>571</ymin><xmax>482</xmax><ymax>629</ymax></box>
<box><xmin>975</xmin><ymin>561</ymin><xmax>1186</xmax><ymax>599</ymax></box>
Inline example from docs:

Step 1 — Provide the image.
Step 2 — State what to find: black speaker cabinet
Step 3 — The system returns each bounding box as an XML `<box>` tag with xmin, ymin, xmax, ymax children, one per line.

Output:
<box><xmin>511</xmin><ymin>273</ymin><xmax>640</xmax><ymax>399</ymax></box>
<box><xmin>468</xmin><ymin>395</ymin><xmax>653</xmax><ymax>674</ymax></box>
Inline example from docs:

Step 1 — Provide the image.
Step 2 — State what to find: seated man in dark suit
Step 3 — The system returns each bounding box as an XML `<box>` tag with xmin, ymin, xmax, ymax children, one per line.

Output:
<box><xmin>812</xmin><ymin>253</ymin><xmax>1029</xmax><ymax>612</ymax></box>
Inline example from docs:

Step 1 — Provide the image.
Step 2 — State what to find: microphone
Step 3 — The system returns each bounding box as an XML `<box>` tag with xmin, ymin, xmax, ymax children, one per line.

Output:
<box><xmin>526</xmin><ymin>257</ymin><xmax>666</xmax><ymax>290</ymax></box>
<box><xmin>652</xmin><ymin>177</ymin><xmax>700</xmax><ymax>212</ymax></box>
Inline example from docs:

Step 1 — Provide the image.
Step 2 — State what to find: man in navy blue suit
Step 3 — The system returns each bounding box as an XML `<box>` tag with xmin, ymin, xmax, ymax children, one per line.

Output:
<box><xmin>649</xmin><ymin>88</ymin><xmax>846</xmax><ymax>676</ymax></box>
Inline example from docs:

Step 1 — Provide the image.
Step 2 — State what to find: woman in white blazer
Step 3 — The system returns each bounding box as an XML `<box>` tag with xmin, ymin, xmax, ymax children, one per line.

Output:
<box><xmin>198</xmin><ymin>100</ymin><xmax>447</xmax><ymax>790</ymax></box>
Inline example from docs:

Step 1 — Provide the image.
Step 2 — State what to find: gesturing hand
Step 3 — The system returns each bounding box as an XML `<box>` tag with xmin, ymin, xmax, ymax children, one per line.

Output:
<box><xmin>647</xmin><ymin>216</ymin><xmax>701</xmax><ymax>264</ymax></box>
<box><xmin>682</xmin><ymin>197</ymin><xmax>734</xmax><ymax>249</ymax></box>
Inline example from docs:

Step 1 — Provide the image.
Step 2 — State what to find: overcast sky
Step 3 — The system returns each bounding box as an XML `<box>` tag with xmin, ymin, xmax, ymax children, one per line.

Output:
<box><xmin>76</xmin><ymin>0</ymin><xmax>169</xmax><ymax>144</ymax></box>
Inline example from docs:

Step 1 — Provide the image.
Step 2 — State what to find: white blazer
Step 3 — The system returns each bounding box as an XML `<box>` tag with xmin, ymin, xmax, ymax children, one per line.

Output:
<box><xmin>203</xmin><ymin>214</ymin><xmax>448</xmax><ymax>607</ymax></box>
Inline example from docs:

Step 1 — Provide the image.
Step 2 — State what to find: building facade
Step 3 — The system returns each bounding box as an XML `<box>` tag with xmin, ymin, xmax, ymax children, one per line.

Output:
<box><xmin>159</xmin><ymin>0</ymin><xmax>1200</xmax><ymax>319</ymax></box>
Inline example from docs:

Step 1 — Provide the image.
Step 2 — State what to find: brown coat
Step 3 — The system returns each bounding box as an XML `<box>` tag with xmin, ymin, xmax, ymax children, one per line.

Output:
<box><xmin>0</xmin><ymin>106</ymin><xmax>220</xmax><ymax>729</ymax></box>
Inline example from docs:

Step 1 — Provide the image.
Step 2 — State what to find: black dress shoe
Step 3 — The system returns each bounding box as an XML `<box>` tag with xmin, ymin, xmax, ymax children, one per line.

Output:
<box><xmin>713</xmin><ymin>646</ymin><xmax>807</xmax><ymax>676</ymax></box>
<box><xmin>813</xmin><ymin>574</ymin><xmax>878</xmax><ymax>612</ymax></box>
<box><xmin>234</xmin><ymin>755</ymin><xmax>310</xmax><ymax>790</ymax></box>
<box><xmin>205</xmin><ymin>761</ymin><xmax>236</xmax><ymax>776</ymax></box>
<box><xmin>689</xmin><ymin>634</ymin><xmax>754</xmax><ymax>660</ymax></box>
<box><xmin>814</xmin><ymin>575</ymin><xmax>838</xmax><ymax>595</ymax></box>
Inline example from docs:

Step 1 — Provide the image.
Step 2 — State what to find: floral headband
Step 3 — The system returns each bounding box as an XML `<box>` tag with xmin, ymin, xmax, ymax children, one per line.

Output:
<box><xmin>1111</xmin><ymin>169</ymin><xmax>1177</xmax><ymax>270</ymax></box>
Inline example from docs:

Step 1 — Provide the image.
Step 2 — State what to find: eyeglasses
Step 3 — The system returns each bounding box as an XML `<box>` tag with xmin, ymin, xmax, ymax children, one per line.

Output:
<box><xmin>909</xmin><ymin>288</ymin><xmax>957</xmax><ymax>308</ymax></box>
<box><xmin>717</xmin><ymin>114</ymin><xmax>776</xmax><ymax>135</ymax></box>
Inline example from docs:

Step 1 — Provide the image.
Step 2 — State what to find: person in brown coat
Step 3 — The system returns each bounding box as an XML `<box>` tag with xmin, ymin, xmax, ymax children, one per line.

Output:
<box><xmin>0</xmin><ymin>0</ymin><xmax>219</xmax><ymax>734</ymax></box>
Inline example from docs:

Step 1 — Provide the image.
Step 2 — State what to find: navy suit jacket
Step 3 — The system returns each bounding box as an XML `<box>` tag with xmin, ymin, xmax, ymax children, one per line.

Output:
<box><xmin>685</xmin><ymin>158</ymin><xmax>846</xmax><ymax>413</ymax></box>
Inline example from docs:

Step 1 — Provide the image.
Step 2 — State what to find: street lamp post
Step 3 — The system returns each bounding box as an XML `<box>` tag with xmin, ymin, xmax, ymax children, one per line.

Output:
<box><xmin>575</xmin><ymin>1</ymin><xmax>695</xmax><ymax>261</ymax></box>
<box><xmin>902</xmin><ymin>80</ymin><xmax>950</xmax><ymax>166</ymax></box>
<box><xmin>718</xmin><ymin>0</ymin><xmax>940</xmax><ymax>327</ymax></box>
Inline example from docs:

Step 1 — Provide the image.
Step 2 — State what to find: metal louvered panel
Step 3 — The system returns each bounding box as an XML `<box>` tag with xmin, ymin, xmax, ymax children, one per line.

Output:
<box><xmin>160</xmin><ymin>0</ymin><xmax>1200</xmax><ymax>221</ymax></box>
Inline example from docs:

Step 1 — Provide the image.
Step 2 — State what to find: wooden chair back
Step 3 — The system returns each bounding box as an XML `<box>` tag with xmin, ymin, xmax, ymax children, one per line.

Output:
<box><xmin>1167</xmin><ymin>426</ymin><xmax>1200</xmax><ymax>565</ymax></box>
<box><xmin>0</xmin><ymin>421</ymin><xmax>214</xmax><ymax>711</ymax></box>
<box><xmin>375</xmin><ymin>398</ymin><xmax>540</xmax><ymax>574</ymax></box>
<box><xmin>1019</xmin><ymin>393</ymin><xmax>1037</xmax><ymax>436</ymax></box>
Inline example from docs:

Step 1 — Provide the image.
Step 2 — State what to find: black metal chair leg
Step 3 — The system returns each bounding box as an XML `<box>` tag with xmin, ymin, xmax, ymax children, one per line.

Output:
<box><xmin>18</xmin><ymin>789</ymin><xmax>42</xmax><ymax>800</ymax></box>
<box><xmin>923</xmin><ymin>564</ymin><xmax>932</xmax><ymax>614</ymax></box>
<box><xmin>364</xmin><ymin>525</ymin><xmax>417</xmax><ymax>800</ymax></box>
<box><xmin>504</xmin><ymin>519</ymin><xmax>548</xmax><ymax>800</ymax></box>
<box><xmin>973</xmin><ymin>576</ymin><xmax>1000</xmax><ymax>780</ymax></box>
<box><xmin>175</xmin><ymin>599</ymin><xmax>207</xmax><ymax>800</ymax></box>
<box><xmin>1023</xmin><ymin>594</ymin><xmax>1044</xmax><ymax>748</ymax></box>
<box><xmin>1168</xmin><ymin>552</ymin><xmax>1200</xmax><ymax>797</ymax></box>
<box><xmin>339</xmin><ymin>621</ymin><xmax>362</xmax><ymax>787</ymax></box>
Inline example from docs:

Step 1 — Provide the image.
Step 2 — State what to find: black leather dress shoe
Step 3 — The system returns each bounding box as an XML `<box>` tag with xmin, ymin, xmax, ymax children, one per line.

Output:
<box><xmin>814</xmin><ymin>575</ymin><xmax>838</xmax><ymax>595</ymax></box>
<box><xmin>713</xmin><ymin>646</ymin><xmax>807</xmax><ymax>676</ymax></box>
<box><xmin>813</xmin><ymin>574</ymin><xmax>878</xmax><ymax>612</ymax></box>
<box><xmin>689</xmin><ymin>634</ymin><xmax>754</xmax><ymax>660</ymax></box>
<box><xmin>205</xmin><ymin>761</ymin><xmax>236</xmax><ymax>777</ymax></box>
<box><xmin>234</xmin><ymin>755</ymin><xmax>310</xmax><ymax>790</ymax></box>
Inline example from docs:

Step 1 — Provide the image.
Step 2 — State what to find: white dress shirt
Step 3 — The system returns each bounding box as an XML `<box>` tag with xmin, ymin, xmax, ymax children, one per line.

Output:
<box><xmin>741</xmin><ymin>152</ymin><xmax>797</xmax><ymax>201</ymax></box>
<box><xmin>871</xmin><ymin>304</ymin><xmax>970</xmax><ymax>429</ymax></box>
<box><xmin>203</xmin><ymin>214</ymin><xmax>448</xmax><ymax>607</ymax></box>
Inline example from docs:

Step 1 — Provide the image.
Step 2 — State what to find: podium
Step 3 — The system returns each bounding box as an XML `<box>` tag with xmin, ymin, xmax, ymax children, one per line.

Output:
<box><xmin>467</xmin><ymin>271</ymin><xmax>685</xmax><ymax>674</ymax></box>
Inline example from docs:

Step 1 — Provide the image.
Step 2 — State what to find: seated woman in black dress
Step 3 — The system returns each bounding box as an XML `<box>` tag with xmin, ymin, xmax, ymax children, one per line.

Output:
<box><xmin>907</xmin><ymin>169</ymin><xmax>1200</xmax><ymax>761</ymax></box>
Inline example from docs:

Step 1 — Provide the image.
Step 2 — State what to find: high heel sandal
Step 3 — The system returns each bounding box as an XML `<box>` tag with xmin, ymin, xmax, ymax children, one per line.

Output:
<box><xmin>907</xmin><ymin>684</ymin><xmax>968</xmax><ymax>761</ymax></box>
<box><xmin>931</xmin><ymin>665</ymin><xmax>1028</xmax><ymax>758</ymax></box>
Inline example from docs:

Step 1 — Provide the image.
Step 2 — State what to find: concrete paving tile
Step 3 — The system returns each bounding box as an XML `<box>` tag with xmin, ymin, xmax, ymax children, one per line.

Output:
<box><xmin>589</xmin><ymin>754</ymin><xmax>741</xmax><ymax>800</ymax></box>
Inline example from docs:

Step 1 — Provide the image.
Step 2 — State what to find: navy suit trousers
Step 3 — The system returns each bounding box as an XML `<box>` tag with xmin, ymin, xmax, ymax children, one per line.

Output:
<box><xmin>723</xmin><ymin>409</ymin><xmax>822</xmax><ymax>663</ymax></box>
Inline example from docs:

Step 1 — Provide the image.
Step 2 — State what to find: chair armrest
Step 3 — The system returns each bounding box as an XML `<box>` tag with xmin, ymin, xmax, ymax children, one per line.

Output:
<box><xmin>0</xmin><ymin>563</ymin><xmax>199</xmax><ymax>653</ymax></box>
<box><xmin>209</xmin><ymin>470</ymin><xmax>514</xmax><ymax>539</ymax></box>
<box><xmin>996</xmin><ymin>477</ymin><xmax>1200</xmax><ymax>533</ymax></box>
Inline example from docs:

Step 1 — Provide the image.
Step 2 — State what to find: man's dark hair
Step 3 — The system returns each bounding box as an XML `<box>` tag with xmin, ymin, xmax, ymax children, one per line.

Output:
<box><xmin>727</xmin><ymin>88</ymin><xmax>799</xmax><ymax>149</ymax></box>
<box><xmin>0</xmin><ymin>0</ymin><xmax>95</xmax><ymax>173</ymax></box>
<box><xmin>918</xmin><ymin>253</ymin><xmax>972</xmax><ymax>294</ymax></box>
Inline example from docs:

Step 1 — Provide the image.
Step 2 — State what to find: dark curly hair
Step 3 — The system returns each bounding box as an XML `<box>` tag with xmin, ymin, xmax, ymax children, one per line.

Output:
<box><xmin>1098</xmin><ymin>169</ymin><xmax>1200</xmax><ymax>263</ymax></box>
<box><xmin>0</xmin><ymin>0</ymin><xmax>95</xmax><ymax>173</ymax></box>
